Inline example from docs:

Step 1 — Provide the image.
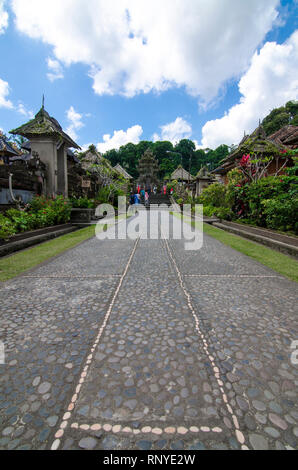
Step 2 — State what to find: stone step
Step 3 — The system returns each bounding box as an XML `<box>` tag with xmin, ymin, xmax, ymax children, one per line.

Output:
<box><xmin>0</xmin><ymin>225</ymin><xmax>78</xmax><ymax>258</ymax></box>
<box><xmin>213</xmin><ymin>222</ymin><xmax>298</xmax><ymax>259</ymax></box>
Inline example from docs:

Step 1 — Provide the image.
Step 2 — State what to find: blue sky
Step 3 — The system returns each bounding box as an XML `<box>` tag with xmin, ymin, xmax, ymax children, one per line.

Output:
<box><xmin>0</xmin><ymin>0</ymin><xmax>297</xmax><ymax>151</ymax></box>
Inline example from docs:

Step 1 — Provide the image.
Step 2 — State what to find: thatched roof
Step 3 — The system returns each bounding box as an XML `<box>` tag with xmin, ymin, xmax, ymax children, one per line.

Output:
<box><xmin>171</xmin><ymin>166</ymin><xmax>194</xmax><ymax>181</ymax></box>
<box><xmin>114</xmin><ymin>163</ymin><xmax>133</xmax><ymax>180</ymax></box>
<box><xmin>268</xmin><ymin>125</ymin><xmax>298</xmax><ymax>149</ymax></box>
<box><xmin>80</xmin><ymin>149</ymin><xmax>117</xmax><ymax>178</ymax></box>
<box><xmin>10</xmin><ymin>106</ymin><xmax>81</xmax><ymax>149</ymax></box>
<box><xmin>213</xmin><ymin>123</ymin><xmax>287</xmax><ymax>175</ymax></box>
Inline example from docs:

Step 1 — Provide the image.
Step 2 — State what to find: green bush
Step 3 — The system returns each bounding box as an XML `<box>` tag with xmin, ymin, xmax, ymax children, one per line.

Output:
<box><xmin>213</xmin><ymin>207</ymin><xmax>234</xmax><ymax>220</ymax></box>
<box><xmin>70</xmin><ymin>197</ymin><xmax>96</xmax><ymax>209</ymax></box>
<box><xmin>203</xmin><ymin>205</ymin><xmax>216</xmax><ymax>217</ymax></box>
<box><xmin>6</xmin><ymin>209</ymin><xmax>36</xmax><ymax>232</ymax></box>
<box><xmin>225</xmin><ymin>169</ymin><xmax>298</xmax><ymax>231</ymax></box>
<box><xmin>198</xmin><ymin>183</ymin><xmax>227</xmax><ymax>208</ymax></box>
<box><xmin>51</xmin><ymin>196</ymin><xmax>72</xmax><ymax>224</ymax></box>
<box><xmin>4</xmin><ymin>196</ymin><xmax>72</xmax><ymax>236</ymax></box>
<box><xmin>0</xmin><ymin>214</ymin><xmax>16</xmax><ymax>240</ymax></box>
<box><xmin>262</xmin><ymin>196</ymin><xmax>298</xmax><ymax>233</ymax></box>
<box><xmin>28</xmin><ymin>195</ymin><xmax>72</xmax><ymax>225</ymax></box>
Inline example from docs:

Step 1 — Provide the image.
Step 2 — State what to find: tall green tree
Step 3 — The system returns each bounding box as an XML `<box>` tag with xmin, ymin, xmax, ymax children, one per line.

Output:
<box><xmin>262</xmin><ymin>100</ymin><xmax>298</xmax><ymax>135</ymax></box>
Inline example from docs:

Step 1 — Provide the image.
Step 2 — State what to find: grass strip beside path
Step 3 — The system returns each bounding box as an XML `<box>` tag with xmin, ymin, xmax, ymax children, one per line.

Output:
<box><xmin>0</xmin><ymin>225</ymin><xmax>97</xmax><ymax>282</ymax></box>
<box><xmin>174</xmin><ymin>213</ymin><xmax>298</xmax><ymax>283</ymax></box>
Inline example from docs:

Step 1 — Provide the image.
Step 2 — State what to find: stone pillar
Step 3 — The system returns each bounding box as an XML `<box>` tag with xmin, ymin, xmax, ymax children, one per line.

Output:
<box><xmin>57</xmin><ymin>144</ymin><xmax>68</xmax><ymax>197</ymax></box>
<box><xmin>30</xmin><ymin>137</ymin><xmax>58</xmax><ymax>197</ymax></box>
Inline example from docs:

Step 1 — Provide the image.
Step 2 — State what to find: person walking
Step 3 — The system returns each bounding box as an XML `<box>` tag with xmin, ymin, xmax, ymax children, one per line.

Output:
<box><xmin>134</xmin><ymin>192</ymin><xmax>140</xmax><ymax>205</ymax></box>
<box><xmin>140</xmin><ymin>188</ymin><xmax>145</xmax><ymax>204</ymax></box>
<box><xmin>129</xmin><ymin>192</ymin><xmax>135</xmax><ymax>205</ymax></box>
<box><xmin>145</xmin><ymin>191</ymin><xmax>149</xmax><ymax>207</ymax></box>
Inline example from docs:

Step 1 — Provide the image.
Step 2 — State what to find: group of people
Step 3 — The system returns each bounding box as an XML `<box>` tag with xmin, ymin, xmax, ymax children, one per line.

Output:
<box><xmin>129</xmin><ymin>184</ymin><xmax>174</xmax><ymax>206</ymax></box>
<box><xmin>129</xmin><ymin>189</ymin><xmax>149</xmax><ymax>206</ymax></box>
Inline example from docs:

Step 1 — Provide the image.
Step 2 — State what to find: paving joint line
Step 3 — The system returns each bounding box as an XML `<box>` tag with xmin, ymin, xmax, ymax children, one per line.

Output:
<box><xmin>50</xmin><ymin>237</ymin><xmax>140</xmax><ymax>450</ymax></box>
<box><xmin>183</xmin><ymin>274</ymin><xmax>283</xmax><ymax>278</ymax></box>
<box><xmin>22</xmin><ymin>275</ymin><xmax>122</xmax><ymax>279</ymax></box>
<box><xmin>162</xmin><ymin>234</ymin><xmax>249</xmax><ymax>450</ymax></box>
<box><xmin>68</xmin><ymin>421</ymin><xmax>223</xmax><ymax>437</ymax></box>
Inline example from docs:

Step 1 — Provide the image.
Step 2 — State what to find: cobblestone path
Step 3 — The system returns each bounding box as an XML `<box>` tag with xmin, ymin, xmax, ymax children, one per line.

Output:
<box><xmin>0</xmin><ymin>214</ymin><xmax>297</xmax><ymax>450</ymax></box>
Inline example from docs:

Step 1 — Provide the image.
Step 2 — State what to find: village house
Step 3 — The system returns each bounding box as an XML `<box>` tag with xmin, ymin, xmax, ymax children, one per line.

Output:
<box><xmin>10</xmin><ymin>104</ymin><xmax>81</xmax><ymax>198</ymax></box>
<box><xmin>213</xmin><ymin>124</ymin><xmax>297</xmax><ymax>184</ymax></box>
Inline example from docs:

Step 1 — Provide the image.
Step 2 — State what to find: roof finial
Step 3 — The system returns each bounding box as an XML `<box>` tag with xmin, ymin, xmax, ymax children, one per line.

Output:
<box><xmin>42</xmin><ymin>94</ymin><xmax>45</xmax><ymax>109</ymax></box>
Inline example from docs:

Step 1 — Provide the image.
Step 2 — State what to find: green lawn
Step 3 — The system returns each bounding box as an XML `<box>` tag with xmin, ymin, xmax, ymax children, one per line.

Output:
<box><xmin>0</xmin><ymin>225</ymin><xmax>97</xmax><ymax>282</ymax></box>
<box><xmin>0</xmin><ymin>214</ymin><xmax>129</xmax><ymax>282</ymax></box>
<box><xmin>174</xmin><ymin>213</ymin><xmax>298</xmax><ymax>283</ymax></box>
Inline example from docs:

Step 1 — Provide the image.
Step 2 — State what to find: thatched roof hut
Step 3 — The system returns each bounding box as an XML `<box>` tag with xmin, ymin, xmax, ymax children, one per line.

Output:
<box><xmin>114</xmin><ymin>163</ymin><xmax>133</xmax><ymax>180</ymax></box>
<box><xmin>213</xmin><ymin>123</ymin><xmax>288</xmax><ymax>178</ymax></box>
<box><xmin>171</xmin><ymin>165</ymin><xmax>194</xmax><ymax>182</ymax></box>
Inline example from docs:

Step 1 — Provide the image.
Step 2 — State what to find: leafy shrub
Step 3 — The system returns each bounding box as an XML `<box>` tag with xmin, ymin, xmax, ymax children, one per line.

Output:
<box><xmin>28</xmin><ymin>195</ymin><xmax>72</xmax><ymax>225</ymax></box>
<box><xmin>70</xmin><ymin>197</ymin><xmax>96</xmax><ymax>209</ymax></box>
<box><xmin>51</xmin><ymin>196</ymin><xmax>72</xmax><ymax>224</ymax></box>
<box><xmin>6</xmin><ymin>209</ymin><xmax>36</xmax><ymax>232</ymax></box>
<box><xmin>202</xmin><ymin>205</ymin><xmax>216</xmax><ymax>217</ymax></box>
<box><xmin>213</xmin><ymin>207</ymin><xmax>234</xmax><ymax>220</ymax></box>
<box><xmin>0</xmin><ymin>214</ymin><xmax>16</xmax><ymax>240</ymax></box>
<box><xmin>262</xmin><ymin>196</ymin><xmax>298</xmax><ymax>233</ymax></box>
<box><xmin>226</xmin><ymin>169</ymin><xmax>298</xmax><ymax>230</ymax></box>
<box><xmin>198</xmin><ymin>183</ymin><xmax>227</xmax><ymax>208</ymax></box>
<box><xmin>4</xmin><ymin>196</ymin><xmax>72</xmax><ymax>236</ymax></box>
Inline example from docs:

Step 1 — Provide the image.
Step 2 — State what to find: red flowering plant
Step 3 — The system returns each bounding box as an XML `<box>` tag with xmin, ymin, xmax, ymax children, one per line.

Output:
<box><xmin>236</xmin><ymin>148</ymin><xmax>293</xmax><ymax>183</ymax></box>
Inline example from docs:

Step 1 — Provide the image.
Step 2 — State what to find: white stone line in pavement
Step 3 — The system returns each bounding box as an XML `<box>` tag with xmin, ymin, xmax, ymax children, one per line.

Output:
<box><xmin>69</xmin><ymin>422</ymin><xmax>223</xmax><ymax>436</ymax></box>
<box><xmin>50</xmin><ymin>237</ymin><xmax>140</xmax><ymax>451</ymax></box>
<box><xmin>183</xmin><ymin>274</ymin><xmax>283</xmax><ymax>278</ymax></box>
<box><xmin>22</xmin><ymin>275</ymin><xmax>122</xmax><ymax>279</ymax></box>
<box><xmin>162</xmin><ymin>234</ymin><xmax>249</xmax><ymax>451</ymax></box>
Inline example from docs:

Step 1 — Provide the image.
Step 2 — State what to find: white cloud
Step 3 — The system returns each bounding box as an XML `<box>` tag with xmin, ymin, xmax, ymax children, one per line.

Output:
<box><xmin>0</xmin><ymin>77</ymin><xmax>13</xmax><ymax>109</ymax></box>
<box><xmin>96</xmin><ymin>125</ymin><xmax>143</xmax><ymax>153</ymax></box>
<box><xmin>66</xmin><ymin>106</ymin><xmax>84</xmax><ymax>141</ymax></box>
<box><xmin>0</xmin><ymin>0</ymin><xmax>8</xmax><ymax>34</ymax></box>
<box><xmin>153</xmin><ymin>117</ymin><xmax>192</xmax><ymax>144</ymax></box>
<box><xmin>0</xmin><ymin>77</ymin><xmax>34</xmax><ymax>119</ymax></box>
<box><xmin>47</xmin><ymin>58</ymin><xmax>64</xmax><ymax>81</ymax></box>
<box><xmin>17</xmin><ymin>102</ymin><xmax>34</xmax><ymax>118</ymax></box>
<box><xmin>201</xmin><ymin>31</ymin><xmax>298</xmax><ymax>149</ymax></box>
<box><xmin>11</xmin><ymin>0</ymin><xmax>280</xmax><ymax>103</ymax></box>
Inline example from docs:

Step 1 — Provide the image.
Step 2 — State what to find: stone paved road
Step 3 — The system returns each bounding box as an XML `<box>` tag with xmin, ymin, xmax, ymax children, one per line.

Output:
<box><xmin>0</xmin><ymin>213</ymin><xmax>297</xmax><ymax>450</ymax></box>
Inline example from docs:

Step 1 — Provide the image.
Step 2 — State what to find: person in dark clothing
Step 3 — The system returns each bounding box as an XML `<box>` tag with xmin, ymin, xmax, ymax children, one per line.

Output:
<box><xmin>140</xmin><ymin>188</ymin><xmax>145</xmax><ymax>204</ymax></box>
